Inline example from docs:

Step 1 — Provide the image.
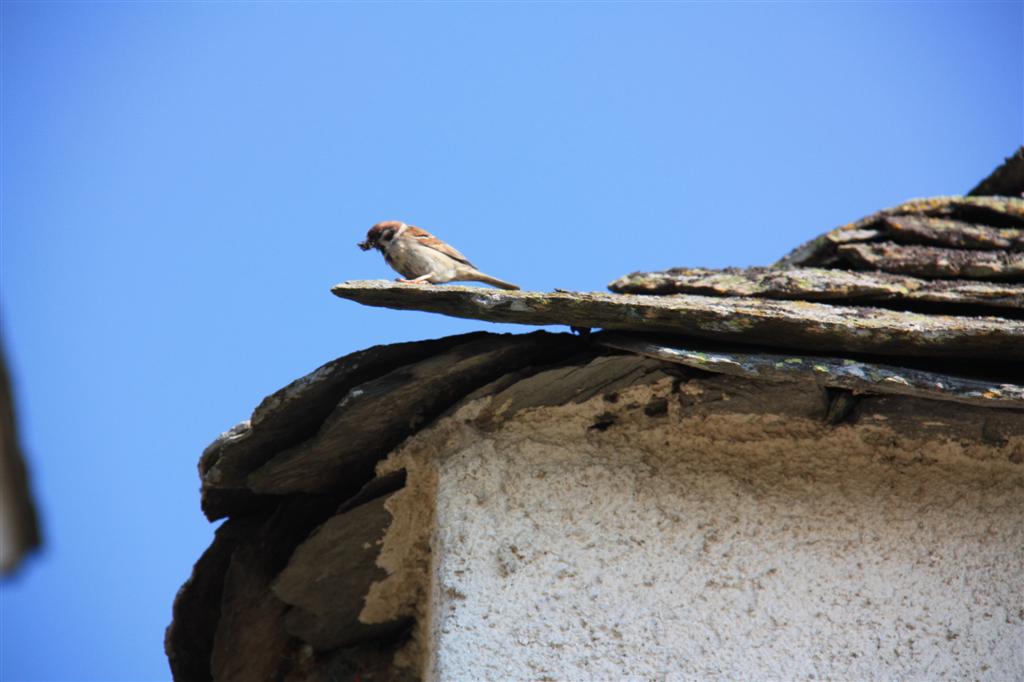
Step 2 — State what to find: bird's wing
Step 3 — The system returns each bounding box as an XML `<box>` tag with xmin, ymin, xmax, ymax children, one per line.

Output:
<box><xmin>405</xmin><ymin>225</ymin><xmax>476</xmax><ymax>268</ymax></box>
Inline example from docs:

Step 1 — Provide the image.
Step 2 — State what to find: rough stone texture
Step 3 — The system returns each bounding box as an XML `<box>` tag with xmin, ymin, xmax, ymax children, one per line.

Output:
<box><xmin>596</xmin><ymin>333</ymin><xmax>1024</xmax><ymax>409</ymax></box>
<box><xmin>273</xmin><ymin>494</ymin><xmax>409</xmax><ymax>651</ymax></box>
<box><xmin>613</xmin><ymin>193</ymin><xmax>1024</xmax><ymax>333</ymax></box>
<box><xmin>200</xmin><ymin>333</ymin><xmax>489</xmax><ymax>485</ymax></box>
<box><xmin>881</xmin><ymin>215</ymin><xmax>1022</xmax><ymax>251</ymax></box>
<box><xmin>776</xmin><ymin>196</ymin><xmax>1024</xmax><ymax>269</ymax></box>
<box><xmin>361</xmin><ymin>423</ymin><xmax>456</xmax><ymax>674</ymax></box>
<box><xmin>969</xmin><ymin>146</ymin><xmax>1024</xmax><ymax>197</ymax></box>
<box><xmin>836</xmin><ymin>242</ymin><xmax>1024</xmax><ymax>280</ymax></box>
<box><xmin>245</xmin><ymin>333</ymin><xmax>584</xmax><ymax>496</ymax></box>
<box><xmin>199</xmin><ymin>332</ymin><xmax>491</xmax><ymax>520</ymax></box>
<box><xmin>331</xmin><ymin>281</ymin><xmax>1024</xmax><ymax>360</ymax></box>
<box><xmin>608</xmin><ymin>266</ymin><xmax>1024</xmax><ymax>311</ymax></box>
<box><xmin>197</xmin><ymin>332</ymin><xmax>585</xmax><ymax>522</ymax></box>
<box><xmin>417</xmin><ymin>366</ymin><xmax>1024</xmax><ymax>681</ymax></box>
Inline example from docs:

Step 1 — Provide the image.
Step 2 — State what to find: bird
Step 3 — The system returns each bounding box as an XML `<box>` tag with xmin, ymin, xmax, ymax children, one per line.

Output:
<box><xmin>358</xmin><ymin>221</ymin><xmax>520</xmax><ymax>290</ymax></box>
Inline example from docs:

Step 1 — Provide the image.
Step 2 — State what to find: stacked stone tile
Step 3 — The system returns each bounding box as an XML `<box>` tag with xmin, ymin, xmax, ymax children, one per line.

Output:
<box><xmin>167</xmin><ymin>149</ymin><xmax>1024</xmax><ymax>681</ymax></box>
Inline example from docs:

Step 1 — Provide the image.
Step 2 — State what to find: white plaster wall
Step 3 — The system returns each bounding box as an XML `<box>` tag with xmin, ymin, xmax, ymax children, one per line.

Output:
<box><xmin>422</xmin><ymin>374</ymin><xmax>1024</xmax><ymax>680</ymax></box>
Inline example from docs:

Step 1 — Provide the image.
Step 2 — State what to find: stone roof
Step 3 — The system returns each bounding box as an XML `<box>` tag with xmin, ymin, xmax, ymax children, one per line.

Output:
<box><xmin>332</xmin><ymin>170</ymin><xmax>1024</xmax><ymax>363</ymax></box>
<box><xmin>170</xmin><ymin>330</ymin><xmax>1024</xmax><ymax>680</ymax></box>
<box><xmin>611</xmin><ymin>197</ymin><xmax>1023</xmax><ymax>313</ymax></box>
<box><xmin>968</xmin><ymin>146</ymin><xmax>1024</xmax><ymax>198</ymax></box>
<box><xmin>166</xmin><ymin>150</ymin><xmax>1024</xmax><ymax>682</ymax></box>
<box><xmin>331</xmin><ymin>280</ymin><xmax>1022</xmax><ymax>360</ymax></box>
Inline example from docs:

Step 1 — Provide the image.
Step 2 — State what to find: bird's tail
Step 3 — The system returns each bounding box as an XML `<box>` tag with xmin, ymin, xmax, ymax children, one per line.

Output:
<box><xmin>472</xmin><ymin>272</ymin><xmax>521</xmax><ymax>290</ymax></box>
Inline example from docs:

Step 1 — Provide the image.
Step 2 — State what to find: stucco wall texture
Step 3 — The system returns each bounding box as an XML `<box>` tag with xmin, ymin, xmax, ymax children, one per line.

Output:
<box><xmin>411</xmin><ymin>368</ymin><xmax>1024</xmax><ymax>681</ymax></box>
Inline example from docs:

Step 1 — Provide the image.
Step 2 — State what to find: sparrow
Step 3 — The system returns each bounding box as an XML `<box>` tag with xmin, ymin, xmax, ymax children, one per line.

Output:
<box><xmin>358</xmin><ymin>221</ymin><xmax>520</xmax><ymax>290</ymax></box>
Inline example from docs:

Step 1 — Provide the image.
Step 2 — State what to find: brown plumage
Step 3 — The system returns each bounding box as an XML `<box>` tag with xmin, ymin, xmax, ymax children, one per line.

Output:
<box><xmin>358</xmin><ymin>221</ymin><xmax>520</xmax><ymax>290</ymax></box>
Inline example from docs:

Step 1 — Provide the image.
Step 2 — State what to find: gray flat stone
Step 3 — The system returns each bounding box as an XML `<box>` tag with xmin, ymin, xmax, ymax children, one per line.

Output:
<box><xmin>777</xmin><ymin>196</ymin><xmax>1024</xmax><ymax>268</ymax></box>
<box><xmin>246</xmin><ymin>332</ymin><xmax>584</xmax><ymax>495</ymax></box>
<box><xmin>608</xmin><ymin>266</ymin><xmax>1024</xmax><ymax>310</ymax></box>
<box><xmin>597</xmin><ymin>333</ymin><xmax>1024</xmax><ymax>410</ymax></box>
<box><xmin>331</xmin><ymin>281</ymin><xmax>1024</xmax><ymax>360</ymax></box>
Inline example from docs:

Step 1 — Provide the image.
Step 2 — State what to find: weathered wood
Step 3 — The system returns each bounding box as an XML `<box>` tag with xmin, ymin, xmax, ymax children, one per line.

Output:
<box><xmin>608</xmin><ymin>266</ymin><xmax>1024</xmax><ymax>310</ymax></box>
<box><xmin>837</xmin><ymin>242</ymin><xmax>1024</xmax><ymax>280</ymax></box>
<box><xmin>597</xmin><ymin>334</ymin><xmax>1024</xmax><ymax>410</ymax></box>
<box><xmin>246</xmin><ymin>332</ymin><xmax>585</xmax><ymax>495</ymax></box>
<box><xmin>969</xmin><ymin>146</ymin><xmax>1024</xmax><ymax>198</ymax></box>
<box><xmin>331</xmin><ymin>281</ymin><xmax>1024</xmax><ymax>360</ymax></box>
<box><xmin>272</xmin><ymin>494</ymin><xmax>408</xmax><ymax>651</ymax></box>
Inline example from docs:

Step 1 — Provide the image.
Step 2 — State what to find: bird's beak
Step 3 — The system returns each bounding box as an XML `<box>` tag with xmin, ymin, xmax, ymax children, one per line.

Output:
<box><xmin>358</xmin><ymin>240</ymin><xmax>373</xmax><ymax>251</ymax></box>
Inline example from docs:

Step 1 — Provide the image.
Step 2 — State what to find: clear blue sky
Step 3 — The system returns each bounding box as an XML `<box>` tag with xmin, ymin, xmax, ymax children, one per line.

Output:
<box><xmin>1</xmin><ymin>2</ymin><xmax>1020</xmax><ymax>679</ymax></box>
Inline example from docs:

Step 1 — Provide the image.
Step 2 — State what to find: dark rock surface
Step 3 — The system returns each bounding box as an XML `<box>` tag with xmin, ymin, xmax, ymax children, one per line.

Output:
<box><xmin>245</xmin><ymin>333</ymin><xmax>584</xmax><ymax>496</ymax></box>
<box><xmin>209</xmin><ymin>544</ymin><xmax>292</xmax><ymax>682</ymax></box>
<box><xmin>969</xmin><ymin>146</ymin><xmax>1024</xmax><ymax>198</ymax></box>
<box><xmin>199</xmin><ymin>333</ymin><xmax>492</xmax><ymax>520</ymax></box>
<box><xmin>881</xmin><ymin>214</ymin><xmax>1022</xmax><ymax>250</ymax></box>
<box><xmin>273</xmin><ymin>494</ymin><xmax>409</xmax><ymax>651</ymax></box>
<box><xmin>836</xmin><ymin>242</ymin><xmax>1023</xmax><ymax>280</ymax></box>
<box><xmin>166</xmin><ymin>518</ymin><xmax>257</xmax><ymax>682</ymax></box>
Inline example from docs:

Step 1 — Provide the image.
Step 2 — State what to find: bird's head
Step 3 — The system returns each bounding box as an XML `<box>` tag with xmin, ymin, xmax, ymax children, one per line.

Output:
<box><xmin>358</xmin><ymin>221</ymin><xmax>405</xmax><ymax>251</ymax></box>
